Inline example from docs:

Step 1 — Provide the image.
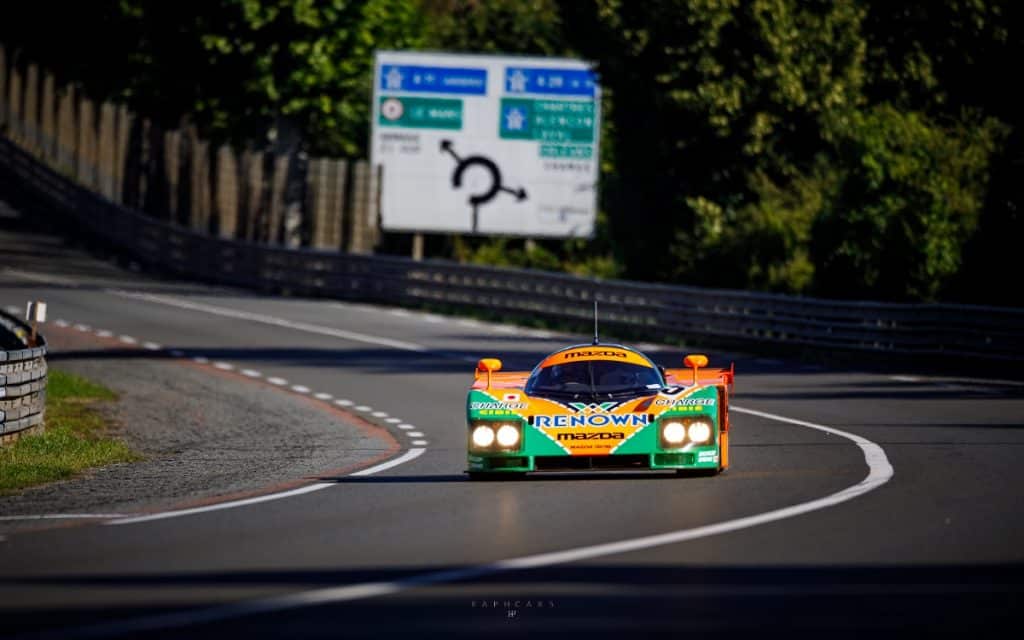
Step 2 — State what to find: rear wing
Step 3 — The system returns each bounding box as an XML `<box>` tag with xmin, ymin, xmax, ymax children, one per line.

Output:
<box><xmin>663</xmin><ymin>363</ymin><xmax>735</xmax><ymax>389</ymax></box>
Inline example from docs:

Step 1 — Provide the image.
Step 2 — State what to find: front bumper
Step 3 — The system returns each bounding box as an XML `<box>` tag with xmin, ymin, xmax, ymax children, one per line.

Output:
<box><xmin>467</xmin><ymin>449</ymin><xmax>720</xmax><ymax>473</ymax></box>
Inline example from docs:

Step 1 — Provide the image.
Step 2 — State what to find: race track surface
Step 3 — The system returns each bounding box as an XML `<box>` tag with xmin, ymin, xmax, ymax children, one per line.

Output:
<box><xmin>1</xmin><ymin>212</ymin><xmax>1022</xmax><ymax>638</ymax></box>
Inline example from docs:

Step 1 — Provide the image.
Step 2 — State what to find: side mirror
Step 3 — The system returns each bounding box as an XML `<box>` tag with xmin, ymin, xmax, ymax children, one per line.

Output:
<box><xmin>477</xmin><ymin>358</ymin><xmax>502</xmax><ymax>372</ymax></box>
<box><xmin>477</xmin><ymin>358</ymin><xmax>502</xmax><ymax>389</ymax></box>
<box><xmin>683</xmin><ymin>354</ymin><xmax>708</xmax><ymax>385</ymax></box>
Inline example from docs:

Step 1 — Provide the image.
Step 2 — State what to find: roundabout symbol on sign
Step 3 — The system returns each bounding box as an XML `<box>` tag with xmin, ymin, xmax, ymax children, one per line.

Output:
<box><xmin>440</xmin><ymin>139</ymin><xmax>527</xmax><ymax>232</ymax></box>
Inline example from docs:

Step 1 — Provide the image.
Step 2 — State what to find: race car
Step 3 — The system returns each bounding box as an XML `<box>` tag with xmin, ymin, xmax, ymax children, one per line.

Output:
<box><xmin>466</xmin><ymin>342</ymin><xmax>734</xmax><ymax>479</ymax></box>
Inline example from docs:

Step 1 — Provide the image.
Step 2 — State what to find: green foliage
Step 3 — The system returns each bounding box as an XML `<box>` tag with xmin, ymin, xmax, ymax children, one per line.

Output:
<box><xmin>811</xmin><ymin>105</ymin><xmax>1006</xmax><ymax>301</ymax></box>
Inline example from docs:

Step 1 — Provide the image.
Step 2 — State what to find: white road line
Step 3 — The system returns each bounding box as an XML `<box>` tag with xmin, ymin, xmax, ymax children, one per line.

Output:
<box><xmin>890</xmin><ymin>375</ymin><xmax>921</xmax><ymax>382</ymax></box>
<box><xmin>371</xmin><ymin>411</ymin><xmax>388</xmax><ymax>418</ymax></box>
<box><xmin>213</xmin><ymin>362</ymin><xmax>234</xmax><ymax>371</ymax></box>
<box><xmin>291</xmin><ymin>385</ymin><xmax>310</xmax><ymax>394</ymax></box>
<box><xmin>73</xmin><ymin>323</ymin><xmax>90</xmax><ymax>331</ymax></box>
<box><xmin>314</xmin><ymin>392</ymin><xmax>333</xmax><ymax>401</ymax></box>
<box><xmin>385</xmin><ymin>418</ymin><xmax>401</xmax><ymax>424</ymax></box>
<box><xmin>397</xmin><ymin>424</ymin><xmax>415</xmax><ymax>430</ymax></box>
<box><xmin>142</xmin><ymin>342</ymin><xmax>162</xmax><ymax>351</ymax></box>
<box><xmin>411</xmin><ymin>440</ymin><xmax>428</xmax><ymax>446</ymax></box>
<box><xmin>0</xmin><ymin>513</ymin><xmax>131</xmax><ymax>521</ymax></box>
<box><xmin>406</xmin><ymin>431</ymin><xmax>425</xmax><ymax>438</ymax></box>
<box><xmin>334</xmin><ymin>399</ymin><xmax>354</xmax><ymax>407</ymax></box>
<box><xmin>241</xmin><ymin>369</ymin><xmax>262</xmax><ymax>378</ymax></box>
<box><xmin>119</xmin><ymin>335</ymin><xmax>137</xmax><ymax>345</ymax></box>
<box><xmin>95</xmin><ymin>329</ymin><xmax>114</xmax><ymax>338</ymax></box>
<box><xmin>107</xmin><ymin>448</ymin><xmax>426</xmax><ymax>528</ymax></box>
<box><xmin>192</xmin><ymin>356</ymin><xmax>209</xmax><ymax>364</ymax></box>
<box><xmin>67</xmin><ymin>407</ymin><xmax>890</xmax><ymax>638</ymax></box>
<box><xmin>55</xmin><ymin>319</ymin><xmax>69</xmax><ymax>327</ymax></box>
<box><xmin>267</xmin><ymin>377</ymin><xmax>288</xmax><ymax>386</ymax></box>
<box><xmin>112</xmin><ymin>291</ymin><xmax>428</xmax><ymax>352</ymax></box>
<box><xmin>354</xmin><ymin>405</ymin><xmax>372</xmax><ymax>412</ymax></box>
<box><xmin>389</xmin><ymin>309</ymin><xmax>411</xmax><ymax>317</ymax></box>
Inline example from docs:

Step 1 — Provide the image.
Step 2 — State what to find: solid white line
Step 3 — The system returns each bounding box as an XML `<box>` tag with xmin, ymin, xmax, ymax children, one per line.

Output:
<box><xmin>42</xmin><ymin>409</ymin><xmax>890</xmax><ymax>638</ymax></box>
<box><xmin>0</xmin><ymin>513</ymin><xmax>131</xmax><ymax>521</ymax></box>
<box><xmin>111</xmin><ymin>290</ymin><xmax>428</xmax><ymax>352</ymax></box>
<box><xmin>109</xmin><ymin>448</ymin><xmax>426</xmax><ymax>526</ymax></box>
<box><xmin>890</xmin><ymin>375</ymin><xmax>921</xmax><ymax>382</ymax></box>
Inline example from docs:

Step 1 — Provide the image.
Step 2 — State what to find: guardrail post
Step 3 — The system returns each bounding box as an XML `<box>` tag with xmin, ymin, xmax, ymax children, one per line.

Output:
<box><xmin>215</xmin><ymin>144</ymin><xmax>239</xmax><ymax>239</ymax></box>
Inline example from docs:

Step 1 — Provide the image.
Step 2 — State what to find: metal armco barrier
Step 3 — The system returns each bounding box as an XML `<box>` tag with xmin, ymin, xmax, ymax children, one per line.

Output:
<box><xmin>0</xmin><ymin>309</ymin><xmax>47</xmax><ymax>444</ymax></box>
<box><xmin>3</xmin><ymin>135</ymin><xmax>1024</xmax><ymax>367</ymax></box>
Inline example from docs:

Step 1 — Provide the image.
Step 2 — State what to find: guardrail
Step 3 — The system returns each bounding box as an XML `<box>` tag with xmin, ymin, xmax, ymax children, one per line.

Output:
<box><xmin>0</xmin><ymin>309</ymin><xmax>47</xmax><ymax>445</ymax></box>
<box><xmin>3</xmin><ymin>135</ymin><xmax>1024</xmax><ymax>370</ymax></box>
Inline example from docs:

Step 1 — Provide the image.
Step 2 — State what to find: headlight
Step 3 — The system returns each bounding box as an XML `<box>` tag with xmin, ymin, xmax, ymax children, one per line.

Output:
<box><xmin>471</xmin><ymin>425</ymin><xmax>495</xmax><ymax>448</ymax></box>
<box><xmin>688</xmin><ymin>420</ymin><xmax>712</xmax><ymax>443</ymax></box>
<box><xmin>496</xmin><ymin>424</ymin><xmax>520</xmax><ymax>447</ymax></box>
<box><xmin>662</xmin><ymin>421</ymin><xmax>687</xmax><ymax>445</ymax></box>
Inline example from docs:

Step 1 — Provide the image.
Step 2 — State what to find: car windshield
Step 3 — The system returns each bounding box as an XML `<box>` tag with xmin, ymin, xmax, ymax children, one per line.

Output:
<box><xmin>526</xmin><ymin>360</ymin><xmax>664</xmax><ymax>399</ymax></box>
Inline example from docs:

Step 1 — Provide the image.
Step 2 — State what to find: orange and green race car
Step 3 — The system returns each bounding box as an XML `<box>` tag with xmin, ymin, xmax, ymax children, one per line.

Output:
<box><xmin>466</xmin><ymin>342</ymin><xmax>734</xmax><ymax>479</ymax></box>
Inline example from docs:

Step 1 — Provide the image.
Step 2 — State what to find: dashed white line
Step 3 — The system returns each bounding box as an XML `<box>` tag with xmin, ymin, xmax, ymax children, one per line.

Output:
<box><xmin>119</xmin><ymin>335</ymin><xmax>137</xmax><ymax>345</ymax></box>
<box><xmin>385</xmin><ymin>418</ymin><xmax>401</xmax><ymax>424</ymax></box>
<box><xmin>411</xmin><ymin>440</ymin><xmax>428</xmax><ymax>446</ymax></box>
<box><xmin>291</xmin><ymin>385</ymin><xmax>311</xmax><ymax>394</ymax></box>
<box><xmin>213</xmin><ymin>362</ymin><xmax>234</xmax><ymax>371</ymax></box>
<box><xmin>314</xmin><ymin>392</ymin><xmax>333</xmax><ymax>401</ymax></box>
<box><xmin>371</xmin><ymin>411</ymin><xmax>388</xmax><ymax>418</ymax></box>
<box><xmin>192</xmin><ymin>356</ymin><xmax>209</xmax><ymax>364</ymax></box>
<box><xmin>95</xmin><ymin>329</ymin><xmax>114</xmax><ymax>338</ymax></box>
<box><xmin>406</xmin><ymin>431</ymin><xmax>425</xmax><ymax>438</ymax></box>
<box><xmin>267</xmin><ymin>377</ymin><xmax>288</xmax><ymax>386</ymax></box>
<box><xmin>143</xmin><ymin>342</ymin><xmax>162</xmax><ymax>351</ymax></box>
<box><xmin>355</xmin><ymin>405</ymin><xmax>372</xmax><ymax>412</ymax></box>
<box><xmin>73</xmin><ymin>323</ymin><xmax>90</xmax><ymax>331</ymax></box>
<box><xmin>241</xmin><ymin>369</ymin><xmax>262</xmax><ymax>378</ymax></box>
<box><xmin>334</xmin><ymin>399</ymin><xmax>354</xmax><ymax>407</ymax></box>
<box><xmin>55</xmin><ymin>319</ymin><xmax>69</xmax><ymax>327</ymax></box>
<box><xmin>397</xmin><ymin>424</ymin><xmax>415</xmax><ymax>430</ymax></box>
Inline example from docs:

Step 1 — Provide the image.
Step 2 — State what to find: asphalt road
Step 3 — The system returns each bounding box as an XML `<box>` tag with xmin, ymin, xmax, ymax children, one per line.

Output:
<box><xmin>1</xmin><ymin>214</ymin><xmax>1023</xmax><ymax>638</ymax></box>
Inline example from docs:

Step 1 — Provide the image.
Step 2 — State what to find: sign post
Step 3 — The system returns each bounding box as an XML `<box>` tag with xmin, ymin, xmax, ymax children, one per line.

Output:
<box><xmin>370</xmin><ymin>51</ymin><xmax>601</xmax><ymax>238</ymax></box>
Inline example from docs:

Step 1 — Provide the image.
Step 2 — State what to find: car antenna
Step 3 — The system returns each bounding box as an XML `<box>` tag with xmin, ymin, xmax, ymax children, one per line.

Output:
<box><xmin>592</xmin><ymin>299</ymin><xmax>600</xmax><ymax>345</ymax></box>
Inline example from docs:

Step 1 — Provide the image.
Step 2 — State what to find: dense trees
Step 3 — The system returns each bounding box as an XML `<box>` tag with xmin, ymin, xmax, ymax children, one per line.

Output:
<box><xmin>1</xmin><ymin>0</ymin><xmax>1019</xmax><ymax>304</ymax></box>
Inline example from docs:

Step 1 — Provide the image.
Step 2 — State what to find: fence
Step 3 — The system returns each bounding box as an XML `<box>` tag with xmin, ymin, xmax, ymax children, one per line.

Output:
<box><xmin>0</xmin><ymin>44</ymin><xmax>379</xmax><ymax>254</ymax></box>
<box><xmin>0</xmin><ymin>310</ymin><xmax>47</xmax><ymax>445</ymax></box>
<box><xmin>3</xmin><ymin>135</ymin><xmax>1024</xmax><ymax>371</ymax></box>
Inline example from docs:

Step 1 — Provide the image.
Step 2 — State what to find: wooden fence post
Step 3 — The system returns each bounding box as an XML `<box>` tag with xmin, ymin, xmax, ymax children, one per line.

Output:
<box><xmin>7</xmin><ymin>64</ymin><xmax>22</xmax><ymax>143</ymax></box>
<box><xmin>267</xmin><ymin>154</ymin><xmax>289</xmax><ymax>244</ymax></box>
<box><xmin>113</xmin><ymin>105</ymin><xmax>132</xmax><ymax>205</ymax></box>
<box><xmin>308</xmin><ymin>157</ymin><xmax>347</xmax><ymax>249</ymax></box>
<box><xmin>77</xmin><ymin>96</ymin><xmax>97</xmax><ymax>188</ymax></box>
<box><xmin>240</xmin><ymin>149</ymin><xmax>264</xmax><ymax>242</ymax></box>
<box><xmin>163</xmin><ymin>128</ymin><xmax>181</xmax><ymax>221</ymax></box>
<box><xmin>56</xmin><ymin>84</ymin><xmax>76</xmax><ymax>175</ymax></box>
<box><xmin>215</xmin><ymin>144</ymin><xmax>239</xmax><ymax>239</ymax></box>
<box><xmin>190</xmin><ymin>134</ymin><xmax>211</xmax><ymax>233</ymax></box>
<box><xmin>97</xmin><ymin>101</ymin><xmax>117</xmax><ymax>199</ymax></box>
<box><xmin>349</xmin><ymin>160</ymin><xmax>381</xmax><ymax>254</ymax></box>
<box><xmin>0</xmin><ymin>44</ymin><xmax>7</xmax><ymax>127</ymax></box>
<box><xmin>40</xmin><ymin>72</ymin><xmax>56</xmax><ymax>164</ymax></box>
<box><xmin>23</xmin><ymin>63</ymin><xmax>39</xmax><ymax>155</ymax></box>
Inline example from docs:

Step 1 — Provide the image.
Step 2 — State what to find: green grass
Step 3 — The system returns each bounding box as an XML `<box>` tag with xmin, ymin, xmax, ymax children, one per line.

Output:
<box><xmin>0</xmin><ymin>369</ymin><xmax>140</xmax><ymax>494</ymax></box>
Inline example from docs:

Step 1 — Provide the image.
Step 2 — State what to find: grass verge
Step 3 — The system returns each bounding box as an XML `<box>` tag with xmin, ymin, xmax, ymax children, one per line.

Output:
<box><xmin>0</xmin><ymin>369</ymin><xmax>140</xmax><ymax>494</ymax></box>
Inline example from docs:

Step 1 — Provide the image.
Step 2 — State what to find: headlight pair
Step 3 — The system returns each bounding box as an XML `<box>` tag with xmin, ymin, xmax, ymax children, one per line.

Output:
<box><xmin>660</xmin><ymin>418</ymin><xmax>713</xmax><ymax>448</ymax></box>
<box><xmin>470</xmin><ymin>422</ymin><xmax>521</xmax><ymax>451</ymax></box>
